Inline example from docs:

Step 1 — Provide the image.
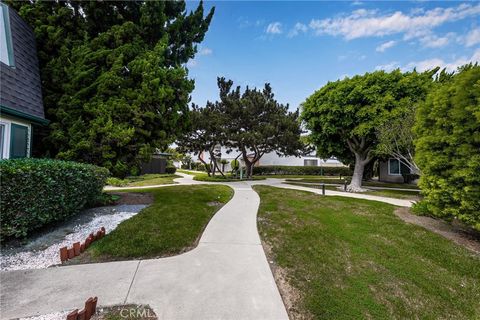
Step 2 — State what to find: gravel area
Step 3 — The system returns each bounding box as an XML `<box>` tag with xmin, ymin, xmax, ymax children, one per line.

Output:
<box><xmin>1</xmin><ymin>204</ymin><xmax>146</xmax><ymax>271</ymax></box>
<box><xmin>18</xmin><ymin>311</ymin><xmax>70</xmax><ymax>320</ymax></box>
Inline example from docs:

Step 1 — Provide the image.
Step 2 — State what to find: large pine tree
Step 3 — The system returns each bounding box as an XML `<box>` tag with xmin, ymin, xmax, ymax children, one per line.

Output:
<box><xmin>8</xmin><ymin>1</ymin><xmax>214</xmax><ymax>176</ymax></box>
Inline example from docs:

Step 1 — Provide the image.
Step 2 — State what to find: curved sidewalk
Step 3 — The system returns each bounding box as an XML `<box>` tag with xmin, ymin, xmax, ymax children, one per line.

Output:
<box><xmin>0</xmin><ymin>180</ymin><xmax>288</xmax><ymax>320</ymax></box>
<box><xmin>1</xmin><ymin>173</ymin><xmax>410</xmax><ymax>319</ymax></box>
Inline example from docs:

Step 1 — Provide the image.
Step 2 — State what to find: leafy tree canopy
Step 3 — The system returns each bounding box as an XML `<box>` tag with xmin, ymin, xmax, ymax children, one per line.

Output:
<box><xmin>217</xmin><ymin>78</ymin><xmax>305</xmax><ymax>177</ymax></box>
<box><xmin>301</xmin><ymin>69</ymin><xmax>435</xmax><ymax>191</ymax></box>
<box><xmin>414</xmin><ymin>64</ymin><xmax>480</xmax><ymax>230</ymax></box>
<box><xmin>7</xmin><ymin>0</ymin><xmax>214</xmax><ymax>177</ymax></box>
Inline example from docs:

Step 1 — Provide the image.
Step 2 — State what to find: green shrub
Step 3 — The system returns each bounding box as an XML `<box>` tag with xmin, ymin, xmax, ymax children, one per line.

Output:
<box><xmin>414</xmin><ymin>65</ymin><xmax>480</xmax><ymax>231</ymax></box>
<box><xmin>231</xmin><ymin>159</ymin><xmax>240</xmax><ymax>171</ymax></box>
<box><xmin>165</xmin><ymin>166</ymin><xmax>177</xmax><ymax>174</ymax></box>
<box><xmin>0</xmin><ymin>158</ymin><xmax>109</xmax><ymax>240</ymax></box>
<box><xmin>252</xmin><ymin>165</ymin><xmax>352</xmax><ymax>176</ymax></box>
<box><xmin>106</xmin><ymin>177</ymin><xmax>127</xmax><ymax>187</ymax></box>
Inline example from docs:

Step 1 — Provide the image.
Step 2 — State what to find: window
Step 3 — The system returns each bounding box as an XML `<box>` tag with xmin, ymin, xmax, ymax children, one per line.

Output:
<box><xmin>0</xmin><ymin>123</ymin><xmax>5</xmax><ymax>159</ymax></box>
<box><xmin>0</xmin><ymin>3</ymin><xmax>14</xmax><ymax>66</ymax></box>
<box><xmin>388</xmin><ymin>158</ymin><xmax>401</xmax><ymax>175</ymax></box>
<box><xmin>304</xmin><ymin>159</ymin><xmax>318</xmax><ymax>166</ymax></box>
<box><xmin>10</xmin><ymin>123</ymin><xmax>28</xmax><ymax>158</ymax></box>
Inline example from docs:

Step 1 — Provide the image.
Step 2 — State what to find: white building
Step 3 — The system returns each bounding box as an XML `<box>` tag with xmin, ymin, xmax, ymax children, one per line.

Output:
<box><xmin>189</xmin><ymin>146</ymin><xmax>344</xmax><ymax>171</ymax></box>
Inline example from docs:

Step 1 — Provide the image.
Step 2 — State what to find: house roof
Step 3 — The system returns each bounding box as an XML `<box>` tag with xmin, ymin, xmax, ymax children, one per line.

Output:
<box><xmin>0</xmin><ymin>4</ymin><xmax>45</xmax><ymax>123</ymax></box>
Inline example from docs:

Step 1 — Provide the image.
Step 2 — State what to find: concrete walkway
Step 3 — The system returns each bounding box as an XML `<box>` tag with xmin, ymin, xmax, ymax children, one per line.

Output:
<box><xmin>1</xmin><ymin>173</ymin><xmax>411</xmax><ymax>319</ymax></box>
<box><xmin>1</xmin><ymin>177</ymin><xmax>288</xmax><ymax>320</ymax></box>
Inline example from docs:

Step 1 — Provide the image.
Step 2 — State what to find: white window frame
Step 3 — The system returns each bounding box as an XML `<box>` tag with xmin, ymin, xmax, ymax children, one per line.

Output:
<box><xmin>388</xmin><ymin>158</ymin><xmax>402</xmax><ymax>176</ymax></box>
<box><xmin>0</xmin><ymin>117</ymin><xmax>31</xmax><ymax>159</ymax></box>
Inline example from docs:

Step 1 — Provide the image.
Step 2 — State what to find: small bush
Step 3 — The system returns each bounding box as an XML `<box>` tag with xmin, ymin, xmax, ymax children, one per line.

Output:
<box><xmin>165</xmin><ymin>166</ymin><xmax>177</xmax><ymax>174</ymax></box>
<box><xmin>0</xmin><ymin>158</ymin><xmax>109</xmax><ymax>240</ymax></box>
<box><xmin>253</xmin><ymin>165</ymin><xmax>352</xmax><ymax>176</ymax></box>
<box><xmin>106</xmin><ymin>177</ymin><xmax>127</xmax><ymax>187</ymax></box>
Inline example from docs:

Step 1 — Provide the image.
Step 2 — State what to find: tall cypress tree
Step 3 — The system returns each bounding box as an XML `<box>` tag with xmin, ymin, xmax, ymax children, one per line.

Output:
<box><xmin>8</xmin><ymin>1</ymin><xmax>214</xmax><ymax>177</ymax></box>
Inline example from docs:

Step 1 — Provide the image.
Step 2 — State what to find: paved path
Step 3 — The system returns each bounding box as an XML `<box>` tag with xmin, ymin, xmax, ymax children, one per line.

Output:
<box><xmin>1</xmin><ymin>177</ymin><xmax>288</xmax><ymax>320</ymax></box>
<box><xmin>1</xmin><ymin>173</ymin><xmax>411</xmax><ymax>319</ymax></box>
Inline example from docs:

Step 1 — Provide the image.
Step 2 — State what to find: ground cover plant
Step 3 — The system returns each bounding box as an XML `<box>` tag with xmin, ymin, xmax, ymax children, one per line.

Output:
<box><xmin>106</xmin><ymin>174</ymin><xmax>181</xmax><ymax>187</ymax></box>
<box><xmin>86</xmin><ymin>185</ymin><xmax>233</xmax><ymax>260</ymax></box>
<box><xmin>254</xmin><ymin>186</ymin><xmax>480</xmax><ymax>319</ymax></box>
<box><xmin>0</xmin><ymin>158</ymin><xmax>108</xmax><ymax>240</ymax></box>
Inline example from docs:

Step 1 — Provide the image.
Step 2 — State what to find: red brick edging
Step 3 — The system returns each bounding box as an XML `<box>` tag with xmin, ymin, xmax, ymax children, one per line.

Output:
<box><xmin>66</xmin><ymin>296</ymin><xmax>98</xmax><ymax>320</ymax></box>
<box><xmin>60</xmin><ymin>227</ymin><xmax>106</xmax><ymax>263</ymax></box>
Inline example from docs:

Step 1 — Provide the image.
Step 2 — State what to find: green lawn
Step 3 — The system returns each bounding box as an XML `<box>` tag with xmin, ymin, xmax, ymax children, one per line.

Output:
<box><xmin>88</xmin><ymin>185</ymin><xmax>233</xmax><ymax>259</ymax></box>
<box><xmin>254</xmin><ymin>186</ymin><xmax>480</xmax><ymax>320</ymax></box>
<box><xmin>286</xmin><ymin>178</ymin><xmax>420</xmax><ymax>190</ymax></box>
<box><xmin>178</xmin><ymin>169</ymin><xmax>265</xmax><ymax>182</ymax></box>
<box><xmin>107</xmin><ymin>174</ymin><xmax>181</xmax><ymax>187</ymax></box>
<box><xmin>285</xmin><ymin>182</ymin><xmax>421</xmax><ymax>200</ymax></box>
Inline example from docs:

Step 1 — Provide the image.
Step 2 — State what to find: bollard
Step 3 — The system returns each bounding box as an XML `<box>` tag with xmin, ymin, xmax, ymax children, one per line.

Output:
<box><xmin>322</xmin><ymin>184</ymin><xmax>325</xmax><ymax>195</ymax></box>
<box><xmin>344</xmin><ymin>180</ymin><xmax>347</xmax><ymax>191</ymax></box>
<box><xmin>60</xmin><ymin>247</ymin><xmax>68</xmax><ymax>262</ymax></box>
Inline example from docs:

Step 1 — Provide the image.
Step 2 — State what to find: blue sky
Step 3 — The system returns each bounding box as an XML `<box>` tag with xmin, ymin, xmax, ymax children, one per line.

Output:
<box><xmin>186</xmin><ymin>1</ymin><xmax>480</xmax><ymax>110</ymax></box>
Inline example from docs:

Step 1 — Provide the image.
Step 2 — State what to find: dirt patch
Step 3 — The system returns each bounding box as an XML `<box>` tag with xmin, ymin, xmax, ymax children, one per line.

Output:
<box><xmin>261</xmin><ymin>240</ymin><xmax>313</xmax><ymax>320</ymax></box>
<box><xmin>112</xmin><ymin>192</ymin><xmax>154</xmax><ymax>205</ymax></box>
<box><xmin>207</xmin><ymin>201</ymin><xmax>222</xmax><ymax>207</ymax></box>
<box><xmin>394</xmin><ymin>207</ymin><xmax>480</xmax><ymax>255</ymax></box>
<box><xmin>93</xmin><ymin>304</ymin><xmax>157</xmax><ymax>319</ymax></box>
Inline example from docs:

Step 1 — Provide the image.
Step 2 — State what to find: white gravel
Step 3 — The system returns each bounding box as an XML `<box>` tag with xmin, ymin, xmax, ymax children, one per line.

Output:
<box><xmin>18</xmin><ymin>311</ymin><xmax>70</xmax><ymax>320</ymax></box>
<box><xmin>1</xmin><ymin>205</ymin><xmax>146</xmax><ymax>271</ymax></box>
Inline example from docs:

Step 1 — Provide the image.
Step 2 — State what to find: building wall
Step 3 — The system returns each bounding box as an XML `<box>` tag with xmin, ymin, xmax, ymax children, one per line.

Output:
<box><xmin>0</xmin><ymin>4</ymin><xmax>44</xmax><ymax>119</ymax></box>
<box><xmin>193</xmin><ymin>146</ymin><xmax>344</xmax><ymax>172</ymax></box>
<box><xmin>378</xmin><ymin>160</ymin><xmax>405</xmax><ymax>183</ymax></box>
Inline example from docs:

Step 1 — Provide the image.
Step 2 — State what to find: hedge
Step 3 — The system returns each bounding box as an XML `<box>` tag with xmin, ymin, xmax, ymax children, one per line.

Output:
<box><xmin>252</xmin><ymin>165</ymin><xmax>352</xmax><ymax>176</ymax></box>
<box><xmin>0</xmin><ymin>158</ymin><xmax>109</xmax><ymax>240</ymax></box>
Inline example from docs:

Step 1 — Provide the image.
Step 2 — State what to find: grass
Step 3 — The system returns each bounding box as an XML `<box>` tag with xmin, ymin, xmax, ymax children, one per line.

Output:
<box><xmin>178</xmin><ymin>169</ymin><xmax>266</xmax><ymax>182</ymax></box>
<box><xmin>107</xmin><ymin>174</ymin><xmax>181</xmax><ymax>187</ymax></box>
<box><xmin>88</xmin><ymin>185</ymin><xmax>233</xmax><ymax>259</ymax></box>
<box><xmin>285</xmin><ymin>182</ymin><xmax>421</xmax><ymax>200</ymax></box>
<box><xmin>286</xmin><ymin>177</ymin><xmax>419</xmax><ymax>190</ymax></box>
<box><xmin>97</xmin><ymin>305</ymin><xmax>156</xmax><ymax>319</ymax></box>
<box><xmin>254</xmin><ymin>186</ymin><xmax>480</xmax><ymax>320</ymax></box>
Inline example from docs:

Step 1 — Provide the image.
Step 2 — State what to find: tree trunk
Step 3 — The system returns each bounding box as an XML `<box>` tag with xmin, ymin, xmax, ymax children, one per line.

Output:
<box><xmin>198</xmin><ymin>155</ymin><xmax>210</xmax><ymax>176</ymax></box>
<box><xmin>347</xmin><ymin>152</ymin><xmax>370</xmax><ymax>192</ymax></box>
<box><xmin>208</xmin><ymin>149</ymin><xmax>225</xmax><ymax>178</ymax></box>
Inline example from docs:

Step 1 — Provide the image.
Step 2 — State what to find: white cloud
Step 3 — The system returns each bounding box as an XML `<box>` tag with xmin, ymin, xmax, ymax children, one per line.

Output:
<box><xmin>308</xmin><ymin>3</ymin><xmax>480</xmax><ymax>40</ymax></box>
<box><xmin>198</xmin><ymin>48</ymin><xmax>213</xmax><ymax>56</ymax></box>
<box><xmin>187</xmin><ymin>60</ymin><xmax>197</xmax><ymax>68</ymax></box>
<box><xmin>465</xmin><ymin>27</ymin><xmax>480</xmax><ymax>46</ymax></box>
<box><xmin>266</xmin><ymin>22</ymin><xmax>283</xmax><ymax>34</ymax></box>
<box><xmin>351</xmin><ymin>1</ymin><xmax>364</xmax><ymax>6</ymax></box>
<box><xmin>376</xmin><ymin>40</ymin><xmax>396</xmax><ymax>52</ymax></box>
<box><xmin>418</xmin><ymin>33</ymin><xmax>455</xmax><ymax>48</ymax></box>
<box><xmin>375</xmin><ymin>61</ymin><xmax>400</xmax><ymax>71</ymax></box>
<box><xmin>404</xmin><ymin>48</ymin><xmax>480</xmax><ymax>72</ymax></box>
<box><xmin>288</xmin><ymin>22</ymin><xmax>308</xmax><ymax>38</ymax></box>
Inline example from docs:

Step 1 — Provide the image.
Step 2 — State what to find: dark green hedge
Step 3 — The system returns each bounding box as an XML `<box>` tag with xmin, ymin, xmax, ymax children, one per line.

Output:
<box><xmin>252</xmin><ymin>165</ymin><xmax>352</xmax><ymax>176</ymax></box>
<box><xmin>0</xmin><ymin>158</ymin><xmax>109</xmax><ymax>240</ymax></box>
